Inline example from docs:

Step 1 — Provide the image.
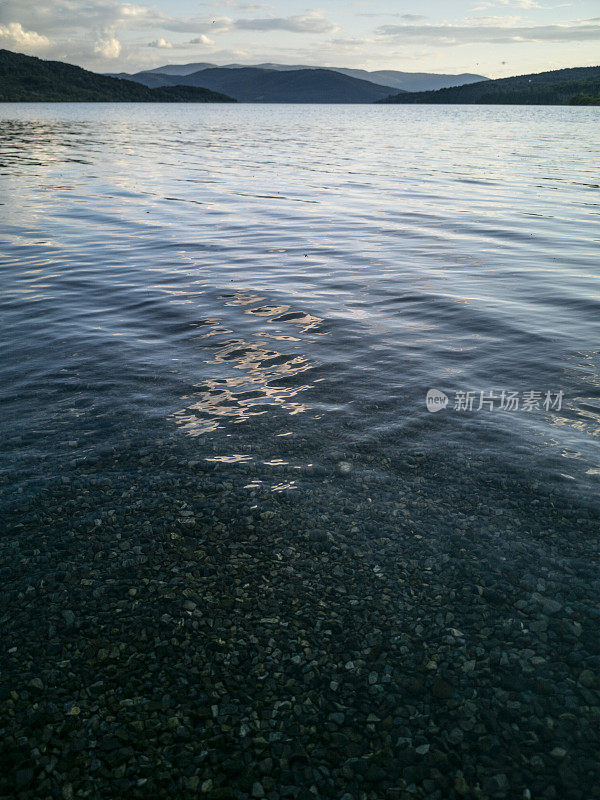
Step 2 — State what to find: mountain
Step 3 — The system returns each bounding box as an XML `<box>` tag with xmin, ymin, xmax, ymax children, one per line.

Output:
<box><xmin>121</xmin><ymin>71</ymin><xmax>184</xmax><ymax>89</ymax></box>
<box><xmin>123</xmin><ymin>67</ymin><xmax>399</xmax><ymax>103</ymax></box>
<box><xmin>145</xmin><ymin>62</ymin><xmax>216</xmax><ymax>76</ymax></box>
<box><xmin>144</xmin><ymin>62</ymin><xmax>487</xmax><ymax>91</ymax></box>
<box><xmin>0</xmin><ymin>50</ymin><xmax>234</xmax><ymax>102</ymax></box>
<box><xmin>378</xmin><ymin>65</ymin><xmax>600</xmax><ymax>105</ymax></box>
<box><xmin>313</xmin><ymin>68</ymin><xmax>485</xmax><ymax>92</ymax></box>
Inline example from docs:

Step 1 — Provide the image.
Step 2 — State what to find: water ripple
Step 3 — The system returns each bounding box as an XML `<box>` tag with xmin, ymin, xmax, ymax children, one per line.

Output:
<box><xmin>0</xmin><ymin>103</ymin><xmax>598</xmax><ymax>497</ymax></box>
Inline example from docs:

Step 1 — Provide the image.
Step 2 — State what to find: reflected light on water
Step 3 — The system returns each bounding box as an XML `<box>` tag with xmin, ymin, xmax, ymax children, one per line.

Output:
<box><xmin>170</xmin><ymin>290</ymin><xmax>323</xmax><ymax>435</ymax></box>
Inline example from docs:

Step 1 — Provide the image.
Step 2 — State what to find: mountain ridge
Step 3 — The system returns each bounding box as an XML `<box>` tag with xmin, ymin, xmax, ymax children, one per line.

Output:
<box><xmin>120</xmin><ymin>66</ymin><xmax>400</xmax><ymax>103</ymax></box>
<box><xmin>125</xmin><ymin>62</ymin><xmax>486</xmax><ymax>92</ymax></box>
<box><xmin>0</xmin><ymin>49</ymin><xmax>234</xmax><ymax>102</ymax></box>
<box><xmin>378</xmin><ymin>65</ymin><xmax>600</xmax><ymax>105</ymax></box>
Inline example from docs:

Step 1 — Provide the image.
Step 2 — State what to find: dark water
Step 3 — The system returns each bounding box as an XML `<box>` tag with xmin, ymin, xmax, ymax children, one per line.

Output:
<box><xmin>1</xmin><ymin>104</ymin><xmax>598</xmax><ymax>507</ymax></box>
<box><xmin>1</xmin><ymin>104</ymin><xmax>600</xmax><ymax>799</ymax></box>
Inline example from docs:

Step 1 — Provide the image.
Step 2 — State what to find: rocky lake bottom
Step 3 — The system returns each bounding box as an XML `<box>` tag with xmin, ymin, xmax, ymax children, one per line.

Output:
<box><xmin>1</xmin><ymin>431</ymin><xmax>598</xmax><ymax>800</ymax></box>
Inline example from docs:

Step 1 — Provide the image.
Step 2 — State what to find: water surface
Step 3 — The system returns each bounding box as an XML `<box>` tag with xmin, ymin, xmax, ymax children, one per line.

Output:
<box><xmin>1</xmin><ymin>103</ymin><xmax>598</xmax><ymax>508</ymax></box>
<box><xmin>1</xmin><ymin>102</ymin><xmax>599</xmax><ymax>799</ymax></box>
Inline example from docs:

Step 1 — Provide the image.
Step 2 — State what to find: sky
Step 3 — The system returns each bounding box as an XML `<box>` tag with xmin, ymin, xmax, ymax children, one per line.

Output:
<box><xmin>0</xmin><ymin>0</ymin><xmax>599</xmax><ymax>78</ymax></box>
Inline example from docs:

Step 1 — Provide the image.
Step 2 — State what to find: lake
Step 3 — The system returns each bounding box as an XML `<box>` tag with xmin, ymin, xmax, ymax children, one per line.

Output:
<box><xmin>1</xmin><ymin>103</ymin><xmax>599</xmax><ymax>798</ymax></box>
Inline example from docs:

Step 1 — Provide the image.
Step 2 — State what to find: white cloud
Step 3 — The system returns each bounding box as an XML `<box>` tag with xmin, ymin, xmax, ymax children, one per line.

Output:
<box><xmin>0</xmin><ymin>21</ymin><xmax>52</xmax><ymax>51</ymax></box>
<box><xmin>148</xmin><ymin>37</ymin><xmax>172</xmax><ymax>48</ymax></box>
<box><xmin>94</xmin><ymin>36</ymin><xmax>121</xmax><ymax>58</ymax></box>
<box><xmin>233</xmin><ymin>11</ymin><xmax>337</xmax><ymax>33</ymax></box>
<box><xmin>358</xmin><ymin>12</ymin><xmax>428</xmax><ymax>20</ymax></box>
<box><xmin>0</xmin><ymin>1</ymin><xmax>336</xmax><ymax>38</ymax></box>
<box><xmin>147</xmin><ymin>35</ymin><xmax>214</xmax><ymax>48</ymax></box>
<box><xmin>0</xmin><ymin>0</ymin><xmax>147</xmax><ymax>34</ymax></box>
<box><xmin>377</xmin><ymin>18</ymin><xmax>600</xmax><ymax>45</ymax></box>
<box><xmin>0</xmin><ymin>0</ymin><xmax>230</xmax><ymax>36</ymax></box>
<box><xmin>330</xmin><ymin>36</ymin><xmax>372</xmax><ymax>49</ymax></box>
<box><xmin>474</xmin><ymin>0</ymin><xmax>541</xmax><ymax>8</ymax></box>
<box><xmin>221</xmin><ymin>1</ymin><xmax>274</xmax><ymax>9</ymax></box>
<box><xmin>462</xmin><ymin>15</ymin><xmax>522</xmax><ymax>25</ymax></box>
<box><xmin>154</xmin><ymin>17</ymin><xmax>232</xmax><ymax>34</ymax></box>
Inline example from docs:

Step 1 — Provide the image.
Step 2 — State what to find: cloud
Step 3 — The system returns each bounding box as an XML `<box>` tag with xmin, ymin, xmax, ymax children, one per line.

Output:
<box><xmin>0</xmin><ymin>0</ymin><xmax>150</xmax><ymax>34</ymax></box>
<box><xmin>154</xmin><ymin>17</ymin><xmax>232</xmax><ymax>34</ymax></box>
<box><xmin>147</xmin><ymin>35</ymin><xmax>214</xmax><ymax>48</ymax></box>
<box><xmin>94</xmin><ymin>35</ymin><xmax>121</xmax><ymax>58</ymax></box>
<box><xmin>0</xmin><ymin>1</ymin><xmax>335</xmax><ymax>38</ymax></box>
<box><xmin>0</xmin><ymin>0</ymin><xmax>230</xmax><ymax>37</ymax></box>
<box><xmin>474</xmin><ymin>0</ymin><xmax>541</xmax><ymax>8</ymax></box>
<box><xmin>377</xmin><ymin>18</ymin><xmax>600</xmax><ymax>45</ymax></box>
<box><xmin>221</xmin><ymin>1</ymin><xmax>274</xmax><ymax>9</ymax></box>
<box><xmin>0</xmin><ymin>21</ymin><xmax>52</xmax><ymax>51</ymax></box>
<box><xmin>0</xmin><ymin>0</ymin><xmax>339</xmax><ymax>69</ymax></box>
<box><xmin>148</xmin><ymin>37</ymin><xmax>172</xmax><ymax>48</ymax></box>
<box><xmin>358</xmin><ymin>11</ymin><xmax>428</xmax><ymax>20</ymax></box>
<box><xmin>2</xmin><ymin>0</ymin><xmax>595</xmax><ymax>74</ymax></box>
<box><xmin>330</xmin><ymin>36</ymin><xmax>371</xmax><ymax>48</ymax></box>
<box><xmin>233</xmin><ymin>11</ymin><xmax>337</xmax><ymax>33</ymax></box>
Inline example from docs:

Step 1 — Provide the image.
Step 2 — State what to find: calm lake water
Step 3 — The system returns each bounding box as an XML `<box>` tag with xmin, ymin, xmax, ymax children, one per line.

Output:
<box><xmin>1</xmin><ymin>103</ymin><xmax>599</xmax><ymax>799</ymax></box>
<box><xmin>1</xmin><ymin>104</ymin><xmax>598</xmax><ymax>511</ymax></box>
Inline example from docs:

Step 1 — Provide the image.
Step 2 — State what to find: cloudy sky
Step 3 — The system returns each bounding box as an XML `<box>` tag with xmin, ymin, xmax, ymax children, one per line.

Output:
<box><xmin>0</xmin><ymin>0</ymin><xmax>599</xmax><ymax>77</ymax></box>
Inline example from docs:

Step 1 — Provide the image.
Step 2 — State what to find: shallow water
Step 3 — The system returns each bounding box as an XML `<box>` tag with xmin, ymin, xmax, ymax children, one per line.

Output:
<box><xmin>1</xmin><ymin>103</ymin><xmax>600</xmax><ymax>799</ymax></box>
<box><xmin>1</xmin><ymin>103</ymin><xmax>598</xmax><ymax>510</ymax></box>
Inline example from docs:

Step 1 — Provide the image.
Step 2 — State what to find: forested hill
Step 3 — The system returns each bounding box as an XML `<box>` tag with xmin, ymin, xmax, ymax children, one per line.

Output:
<box><xmin>120</xmin><ymin>66</ymin><xmax>399</xmax><ymax>103</ymax></box>
<box><xmin>0</xmin><ymin>50</ymin><xmax>235</xmax><ymax>102</ymax></box>
<box><xmin>378</xmin><ymin>66</ymin><xmax>600</xmax><ymax>105</ymax></box>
